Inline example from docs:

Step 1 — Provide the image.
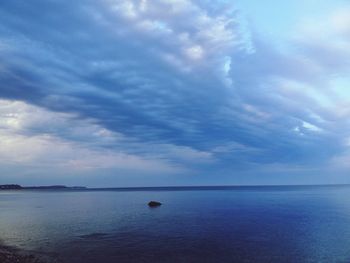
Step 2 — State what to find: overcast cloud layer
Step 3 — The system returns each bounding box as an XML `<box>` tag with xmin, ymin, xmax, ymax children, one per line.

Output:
<box><xmin>0</xmin><ymin>0</ymin><xmax>349</xmax><ymax>186</ymax></box>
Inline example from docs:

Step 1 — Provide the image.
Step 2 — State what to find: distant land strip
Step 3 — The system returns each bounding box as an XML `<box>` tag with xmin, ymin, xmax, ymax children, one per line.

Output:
<box><xmin>2</xmin><ymin>184</ymin><xmax>350</xmax><ymax>191</ymax></box>
<box><xmin>0</xmin><ymin>184</ymin><xmax>86</xmax><ymax>190</ymax></box>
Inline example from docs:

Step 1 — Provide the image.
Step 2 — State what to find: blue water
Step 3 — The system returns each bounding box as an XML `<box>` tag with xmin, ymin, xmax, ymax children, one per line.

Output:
<box><xmin>1</xmin><ymin>186</ymin><xmax>350</xmax><ymax>262</ymax></box>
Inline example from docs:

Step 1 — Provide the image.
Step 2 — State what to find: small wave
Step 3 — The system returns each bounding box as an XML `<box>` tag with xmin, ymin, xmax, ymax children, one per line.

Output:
<box><xmin>79</xmin><ymin>233</ymin><xmax>109</xmax><ymax>240</ymax></box>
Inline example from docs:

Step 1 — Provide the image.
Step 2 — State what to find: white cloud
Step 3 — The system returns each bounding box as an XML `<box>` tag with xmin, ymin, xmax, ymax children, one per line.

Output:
<box><xmin>100</xmin><ymin>0</ymin><xmax>240</xmax><ymax>75</ymax></box>
<box><xmin>330</xmin><ymin>7</ymin><xmax>350</xmax><ymax>36</ymax></box>
<box><xmin>184</xmin><ymin>45</ymin><xmax>204</xmax><ymax>60</ymax></box>
<box><xmin>0</xmin><ymin>99</ymin><xmax>218</xmax><ymax>178</ymax></box>
<box><xmin>0</xmin><ymin>99</ymin><xmax>184</xmax><ymax>175</ymax></box>
<box><xmin>302</xmin><ymin>121</ymin><xmax>322</xmax><ymax>132</ymax></box>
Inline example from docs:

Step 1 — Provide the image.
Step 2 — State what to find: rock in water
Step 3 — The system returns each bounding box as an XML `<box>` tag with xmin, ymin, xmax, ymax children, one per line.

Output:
<box><xmin>148</xmin><ymin>201</ymin><xmax>162</xmax><ymax>207</ymax></box>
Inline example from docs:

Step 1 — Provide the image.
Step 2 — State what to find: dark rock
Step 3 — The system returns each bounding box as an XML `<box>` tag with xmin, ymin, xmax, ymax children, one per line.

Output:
<box><xmin>0</xmin><ymin>184</ymin><xmax>22</xmax><ymax>190</ymax></box>
<box><xmin>148</xmin><ymin>201</ymin><xmax>162</xmax><ymax>207</ymax></box>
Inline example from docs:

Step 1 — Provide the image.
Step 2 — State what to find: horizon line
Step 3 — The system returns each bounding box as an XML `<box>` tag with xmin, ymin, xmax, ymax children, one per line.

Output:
<box><xmin>3</xmin><ymin>183</ymin><xmax>350</xmax><ymax>190</ymax></box>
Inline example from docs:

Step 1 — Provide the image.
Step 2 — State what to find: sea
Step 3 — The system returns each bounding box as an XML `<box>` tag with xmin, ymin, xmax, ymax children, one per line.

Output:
<box><xmin>1</xmin><ymin>185</ymin><xmax>350</xmax><ymax>263</ymax></box>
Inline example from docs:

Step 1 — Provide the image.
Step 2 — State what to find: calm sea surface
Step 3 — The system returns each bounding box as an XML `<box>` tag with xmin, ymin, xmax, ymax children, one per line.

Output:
<box><xmin>1</xmin><ymin>185</ymin><xmax>350</xmax><ymax>263</ymax></box>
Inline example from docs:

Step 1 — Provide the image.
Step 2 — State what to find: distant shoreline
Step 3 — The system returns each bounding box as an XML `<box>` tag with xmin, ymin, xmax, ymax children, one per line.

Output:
<box><xmin>1</xmin><ymin>184</ymin><xmax>350</xmax><ymax>192</ymax></box>
<box><xmin>0</xmin><ymin>184</ymin><xmax>86</xmax><ymax>190</ymax></box>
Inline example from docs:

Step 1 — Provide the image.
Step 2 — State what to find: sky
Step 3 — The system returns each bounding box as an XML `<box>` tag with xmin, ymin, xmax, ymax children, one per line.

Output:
<box><xmin>0</xmin><ymin>0</ymin><xmax>349</xmax><ymax>187</ymax></box>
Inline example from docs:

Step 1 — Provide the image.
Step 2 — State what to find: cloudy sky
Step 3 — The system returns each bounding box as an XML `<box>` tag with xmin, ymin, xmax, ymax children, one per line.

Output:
<box><xmin>0</xmin><ymin>0</ymin><xmax>349</xmax><ymax>187</ymax></box>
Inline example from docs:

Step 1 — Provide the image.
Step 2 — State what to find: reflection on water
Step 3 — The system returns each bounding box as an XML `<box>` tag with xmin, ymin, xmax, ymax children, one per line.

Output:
<box><xmin>1</xmin><ymin>186</ymin><xmax>350</xmax><ymax>262</ymax></box>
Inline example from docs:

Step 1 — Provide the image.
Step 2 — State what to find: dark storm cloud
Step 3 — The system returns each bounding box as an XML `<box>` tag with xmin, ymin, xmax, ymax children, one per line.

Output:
<box><xmin>0</xmin><ymin>0</ymin><xmax>349</xmax><ymax>178</ymax></box>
